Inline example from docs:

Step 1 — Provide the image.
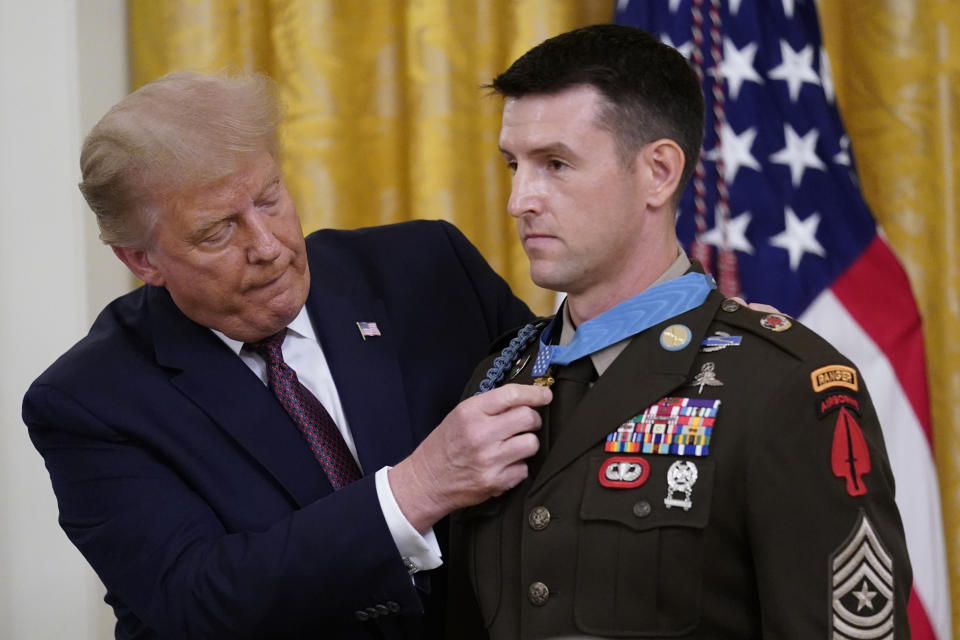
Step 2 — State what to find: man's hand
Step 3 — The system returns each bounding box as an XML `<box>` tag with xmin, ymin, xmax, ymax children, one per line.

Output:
<box><xmin>388</xmin><ymin>383</ymin><xmax>552</xmax><ymax>533</ymax></box>
<box><xmin>731</xmin><ymin>296</ymin><xmax>784</xmax><ymax>315</ymax></box>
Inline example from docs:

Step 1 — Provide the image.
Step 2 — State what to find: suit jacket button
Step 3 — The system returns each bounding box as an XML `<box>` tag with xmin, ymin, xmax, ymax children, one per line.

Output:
<box><xmin>633</xmin><ymin>500</ymin><xmax>652</xmax><ymax>518</ymax></box>
<box><xmin>528</xmin><ymin>581</ymin><xmax>550</xmax><ymax>606</ymax></box>
<box><xmin>376</xmin><ymin>604</ymin><xmax>390</xmax><ymax>616</ymax></box>
<box><xmin>528</xmin><ymin>506</ymin><xmax>551</xmax><ymax>530</ymax></box>
<box><xmin>354</xmin><ymin>610</ymin><xmax>369</xmax><ymax>622</ymax></box>
<box><xmin>386</xmin><ymin>601</ymin><xmax>400</xmax><ymax>612</ymax></box>
<box><xmin>366</xmin><ymin>606</ymin><xmax>380</xmax><ymax>618</ymax></box>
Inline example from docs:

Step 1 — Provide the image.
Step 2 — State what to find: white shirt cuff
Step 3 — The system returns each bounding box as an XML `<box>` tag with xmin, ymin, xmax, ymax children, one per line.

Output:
<box><xmin>374</xmin><ymin>466</ymin><xmax>442</xmax><ymax>574</ymax></box>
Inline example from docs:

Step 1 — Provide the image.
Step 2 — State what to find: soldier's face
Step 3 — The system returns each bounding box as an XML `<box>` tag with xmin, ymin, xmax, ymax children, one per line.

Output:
<box><xmin>499</xmin><ymin>85</ymin><xmax>648</xmax><ymax>298</ymax></box>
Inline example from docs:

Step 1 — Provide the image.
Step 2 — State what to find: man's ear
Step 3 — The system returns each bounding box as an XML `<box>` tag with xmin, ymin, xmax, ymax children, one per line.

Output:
<box><xmin>112</xmin><ymin>246</ymin><xmax>165</xmax><ymax>286</ymax></box>
<box><xmin>639</xmin><ymin>139</ymin><xmax>685</xmax><ymax>209</ymax></box>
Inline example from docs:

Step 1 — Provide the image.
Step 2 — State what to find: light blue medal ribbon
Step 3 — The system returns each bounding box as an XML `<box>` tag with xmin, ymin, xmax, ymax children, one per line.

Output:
<box><xmin>531</xmin><ymin>272</ymin><xmax>717</xmax><ymax>376</ymax></box>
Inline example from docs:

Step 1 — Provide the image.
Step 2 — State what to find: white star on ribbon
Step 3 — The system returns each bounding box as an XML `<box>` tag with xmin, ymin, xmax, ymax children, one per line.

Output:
<box><xmin>768</xmin><ymin>40</ymin><xmax>821</xmax><ymax>102</ymax></box>
<box><xmin>669</xmin><ymin>0</ymin><xmax>682</xmax><ymax>12</ymax></box>
<box><xmin>729</xmin><ymin>0</ymin><xmax>744</xmax><ymax>15</ymax></box>
<box><xmin>707</xmin><ymin>123</ymin><xmax>761</xmax><ymax>186</ymax></box>
<box><xmin>781</xmin><ymin>0</ymin><xmax>796</xmax><ymax>18</ymax></box>
<box><xmin>769</xmin><ymin>124</ymin><xmax>826</xmax><ymax>187</ymax></box>
<box><xmin>852</xmin><ymin>580</ymin><xmax>878</xmax><ymax>612</ymax></box>
<box><xmin>698</xmin><ymin>211</ymin><xmax>755</xmax><ymax>254</ymax></box>
<box><xmin>718</xmin><ymin>38</ymin><xmax>763</xmax><ymax>100</ymax></box>
<box><xmin>769</xmin><ymin>207</ymin><xmax>826</xmax><ymax>270</ymax></box>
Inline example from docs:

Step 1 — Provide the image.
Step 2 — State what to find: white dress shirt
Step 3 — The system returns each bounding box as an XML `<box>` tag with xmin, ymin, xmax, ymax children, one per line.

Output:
<box><xmin>212</xmin><ymin>307</ymin><xmax>442</xmax><ymax>574</ymax></box>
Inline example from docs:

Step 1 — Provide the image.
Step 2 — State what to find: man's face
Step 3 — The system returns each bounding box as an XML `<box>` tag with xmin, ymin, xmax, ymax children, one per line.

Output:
<box><xmin>500</xmin><ymin>85</ymin><xmax>649</xmax><ymax>298</ymax></box>
<box><xmin>130</xmin><ymin>152</ymin><xmax>310</xmax><ymax>343</ymax></box>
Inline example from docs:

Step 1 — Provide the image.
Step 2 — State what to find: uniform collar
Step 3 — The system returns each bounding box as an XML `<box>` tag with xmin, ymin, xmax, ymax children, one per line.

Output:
<box><xmin>559</xmin><ymin>248</ymin><xmax>691</xmax><ymax>376</ymax></box>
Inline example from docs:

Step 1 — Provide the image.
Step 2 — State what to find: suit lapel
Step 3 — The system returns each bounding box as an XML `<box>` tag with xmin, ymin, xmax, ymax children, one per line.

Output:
<box><xmin>530</xmin><ymin>291</ymin><xmax>724</xmax><ymax>493</ymax></box>
<box><xmin>148</xmin><ymin>286</ymin><xmax>331</xmax><ymax>507</ymax></box>
<box><xmin>304</xmin><ymin>272</ymin><xmax>415</xmax><ymax>474</ymax></box>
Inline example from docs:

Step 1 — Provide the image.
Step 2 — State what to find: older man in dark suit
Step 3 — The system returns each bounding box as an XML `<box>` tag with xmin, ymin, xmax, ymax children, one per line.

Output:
<box><xmin>22</xmin><ymin>71</ymin><xmax>550</xmax><ymax>639</ymax></box>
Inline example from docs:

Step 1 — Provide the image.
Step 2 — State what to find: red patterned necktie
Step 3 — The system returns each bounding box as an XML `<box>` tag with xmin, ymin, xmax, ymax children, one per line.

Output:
<box><xmin>246</xmin><ymin>330</ymin><xmax>362</xmax><ymax>489</ymax></box>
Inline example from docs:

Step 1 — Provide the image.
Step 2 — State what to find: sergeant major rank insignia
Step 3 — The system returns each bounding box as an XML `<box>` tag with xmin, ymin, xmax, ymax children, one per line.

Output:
<box><xmin>831</xmin><ymin>510</ymin><xmax>895</xmax><ymax>638</ymax></box>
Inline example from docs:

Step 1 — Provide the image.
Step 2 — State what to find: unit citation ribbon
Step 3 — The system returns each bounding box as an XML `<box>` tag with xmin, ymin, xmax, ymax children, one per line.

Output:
<box><xmin>606</xmin><ymin>397</ymin><xmax>720</xmax><ymax>456</ymax></box>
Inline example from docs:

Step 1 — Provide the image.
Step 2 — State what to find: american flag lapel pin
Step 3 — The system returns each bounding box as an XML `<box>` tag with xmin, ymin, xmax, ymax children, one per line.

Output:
<box><xmin>356</xmin><ymin>321</ymin><xmax>381</xmax><ymax>340</ymax></box>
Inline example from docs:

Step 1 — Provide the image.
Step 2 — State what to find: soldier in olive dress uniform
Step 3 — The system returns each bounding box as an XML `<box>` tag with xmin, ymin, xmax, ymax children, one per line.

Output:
<box><xmin>448</xmin><ymin>24</ymin><xmax>912</xmax><ymax>640</ymax></box>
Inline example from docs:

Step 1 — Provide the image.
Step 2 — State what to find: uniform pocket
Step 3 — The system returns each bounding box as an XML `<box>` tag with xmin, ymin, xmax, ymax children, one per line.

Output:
<box><xmin>574</xmin><ymin>455</ymin><xmax>714</xmax><ymax>637</ymax></box>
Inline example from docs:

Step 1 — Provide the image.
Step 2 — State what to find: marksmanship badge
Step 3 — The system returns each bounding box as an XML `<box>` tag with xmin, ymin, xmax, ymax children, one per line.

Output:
<box><xmin>664</xmin><ymin>460</ymin><xmax>698</xmax><ymax>510</ymax></box>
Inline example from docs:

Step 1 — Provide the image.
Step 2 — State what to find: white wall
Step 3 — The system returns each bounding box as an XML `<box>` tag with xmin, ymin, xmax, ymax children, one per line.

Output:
<box><xmin>1</xmin><ymin>2</ymin><xmax>128</xmax><ymax>637</ymax></box>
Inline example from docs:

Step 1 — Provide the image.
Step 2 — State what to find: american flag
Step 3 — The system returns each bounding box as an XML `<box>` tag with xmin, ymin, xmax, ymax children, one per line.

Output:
<box><xmin>356</xmin><ymin>321</ymin><xmax>381</xmax><ymax>339</ymax></box>
<box><xmin>616</xmin><ymin>1</ymin><xmax>950</xmax><ymax>638</ymax></box>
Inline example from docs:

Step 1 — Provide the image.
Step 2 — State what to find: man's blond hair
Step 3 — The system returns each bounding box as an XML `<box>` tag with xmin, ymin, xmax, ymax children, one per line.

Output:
<box><xmin>78</xmin><ymin>71</ymin><xmax>281</xmax><ymax>247</ymax></box>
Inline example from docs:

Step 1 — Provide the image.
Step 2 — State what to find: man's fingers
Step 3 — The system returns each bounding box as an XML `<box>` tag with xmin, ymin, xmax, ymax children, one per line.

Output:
<box><xmin>500</xmin><ymin>431</ymin><xmax>540</xmax><ymax>461</ymax></box>
<box><xmin>730</xmin><ymin>295</ymin><xmax>784</xmax><ymax>315</ymax></box>
<box><xmin>475</xmin><ymin>383</ymin><xmax>552</xmax><ymax>416</ymax></box>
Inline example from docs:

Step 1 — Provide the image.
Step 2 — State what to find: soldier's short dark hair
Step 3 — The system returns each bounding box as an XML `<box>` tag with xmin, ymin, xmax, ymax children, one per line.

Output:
<box><xmin>491</xmin><ymin>24</ymin><xmax>705</xmax><ymax>197</ymax></box>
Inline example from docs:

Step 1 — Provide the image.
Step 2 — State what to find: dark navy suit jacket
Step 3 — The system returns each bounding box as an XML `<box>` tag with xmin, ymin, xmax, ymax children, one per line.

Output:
<box><xmin>23</xmin><ymin>220</ymin><xmax>532</xmax><ymax>639</ymax></box>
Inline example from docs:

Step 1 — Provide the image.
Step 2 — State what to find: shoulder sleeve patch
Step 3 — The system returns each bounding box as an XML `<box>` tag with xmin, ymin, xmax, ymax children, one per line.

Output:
<box><xmin>811</xmin><ymin>365</ymin><xmax>859</xmax><ymax>392</ymax></box>
<box><xmin>831</xmin><ymin>510</ymin><xmax>895</xmax><ymax>637</ymax></box>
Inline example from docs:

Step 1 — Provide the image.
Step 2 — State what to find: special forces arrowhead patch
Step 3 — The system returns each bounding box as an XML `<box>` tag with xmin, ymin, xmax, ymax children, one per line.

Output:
<box><xmin>831</xmin><ymin>510</ymin><xmax>895</xmax><ymax>639</ymax></box>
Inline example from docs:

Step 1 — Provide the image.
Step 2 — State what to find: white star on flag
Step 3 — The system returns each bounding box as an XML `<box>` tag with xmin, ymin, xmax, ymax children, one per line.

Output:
<box><xmin>834</xmin><ymin>135</ymin><xmax>851</xmax><ymax>166</ymax></box>
<box><xmin>769</xmin><ymin>207</ymin><xmax>826</xmax><ymax>270</ymax></box>
<box><xmin>769</xmin><ymin>124</ymin><xmax>827</xmax><ymax>187</ymax></box>
<box><xmin>768</xmin><ymin>40</ymin><xmax>821</xmax><ymax>102</ymax></box>
<box><xmin>711</xmin><ymin>123</ymin><xmax>761</xmax><ymax>186</ymax></box>
<box><xmin>697</xmin><ymin>211</ymin><xmax>754</xmax><ymax>254</ymax></box>
<box><xmin>718</xmin><ymin>39</ymin><xmax>762</xmax><ymax>100</ymax></box>
<box><xmin>820</xmin><ymin>45</ymin><xmax>835</xmax><ymax>104</ymax></box>
<box><xmin>660</xmin><ymin>33</ymin><xmax>693</xmax><ymax>60</ymax></box>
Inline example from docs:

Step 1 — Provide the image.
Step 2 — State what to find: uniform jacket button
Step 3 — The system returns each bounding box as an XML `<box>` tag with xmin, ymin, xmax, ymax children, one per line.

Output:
<box><xmin>386</xmin><ymin>600</ymin><xmax>400</xmax><ymax>612</ymax></box>
<box><xmin>354</xmin><ymin>610</ymin><xmax>369</xmax><ymax>622</ymax></box>
<box><xmin>365</xmin><ymin>606</ymin><xmax>380</xmax><ymax>618</ymax></box>
<box><xmin>721</xmin><ymin>298</ymin><xmax>741</xmax><ymax>312</ymax></box>
<box><xmin>375</xmin><ymin>604</ymin><xmax>390</xmax><ymax>616</ymax></box>
<box><xmin>528</xmin><ymin>581</ymin><xmax>550</xmax><ymax>606</ymax></box>
<box><xmin>633</xmin><ymin>500</ymin><xmax>652</xmax><ymax>518</ymax></box>
<box><xmin>528</xmin><ymin>506</ymin><xmax>551</xmax><ymax>530</ymax></box>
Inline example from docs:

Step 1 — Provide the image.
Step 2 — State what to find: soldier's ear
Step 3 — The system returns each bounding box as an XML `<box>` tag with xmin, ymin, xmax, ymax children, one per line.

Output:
<box><xmin>638</xmin><ymin>138</ymin><xmax>684</xmax><ymax>210</ymax></box>
<box><xmin>112</xmin><ymin>246</ymin><xmax>166</xmax><ymax>286</ymax></box>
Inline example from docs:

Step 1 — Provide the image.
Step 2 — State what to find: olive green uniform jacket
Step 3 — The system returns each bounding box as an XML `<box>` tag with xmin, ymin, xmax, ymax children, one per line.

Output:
<box><xmin>448</xmin><ymin>290</ymin><xmax>911</xmax><ymax>639</ymax></box>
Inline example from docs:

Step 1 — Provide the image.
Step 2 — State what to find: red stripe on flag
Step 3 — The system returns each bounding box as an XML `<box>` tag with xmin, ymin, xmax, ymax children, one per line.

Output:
<box><xmin>909</xmin><ymin>588</ymin><xmax>938</xmax><ymax>640</ymax></box>
<box><xmin>829</xmin><ymin>236</ymin><xmax>932</xmax><ymax>442</ymax></box>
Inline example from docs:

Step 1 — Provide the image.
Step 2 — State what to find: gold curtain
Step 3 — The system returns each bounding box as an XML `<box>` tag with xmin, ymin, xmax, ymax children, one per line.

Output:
<box><xmin>129</xmin><ymin>0</ymin><xmax>614</xmax><ymax>316</ymax></box>
<box><xmin>819</xmin><ymin>2</ymin><xmax>960</xmax><ymax>636</ymax></box>
<box><xmin>130</xmin><ymin>0</ymin><xmax>958</xmax><ymax>631</ymax></box>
